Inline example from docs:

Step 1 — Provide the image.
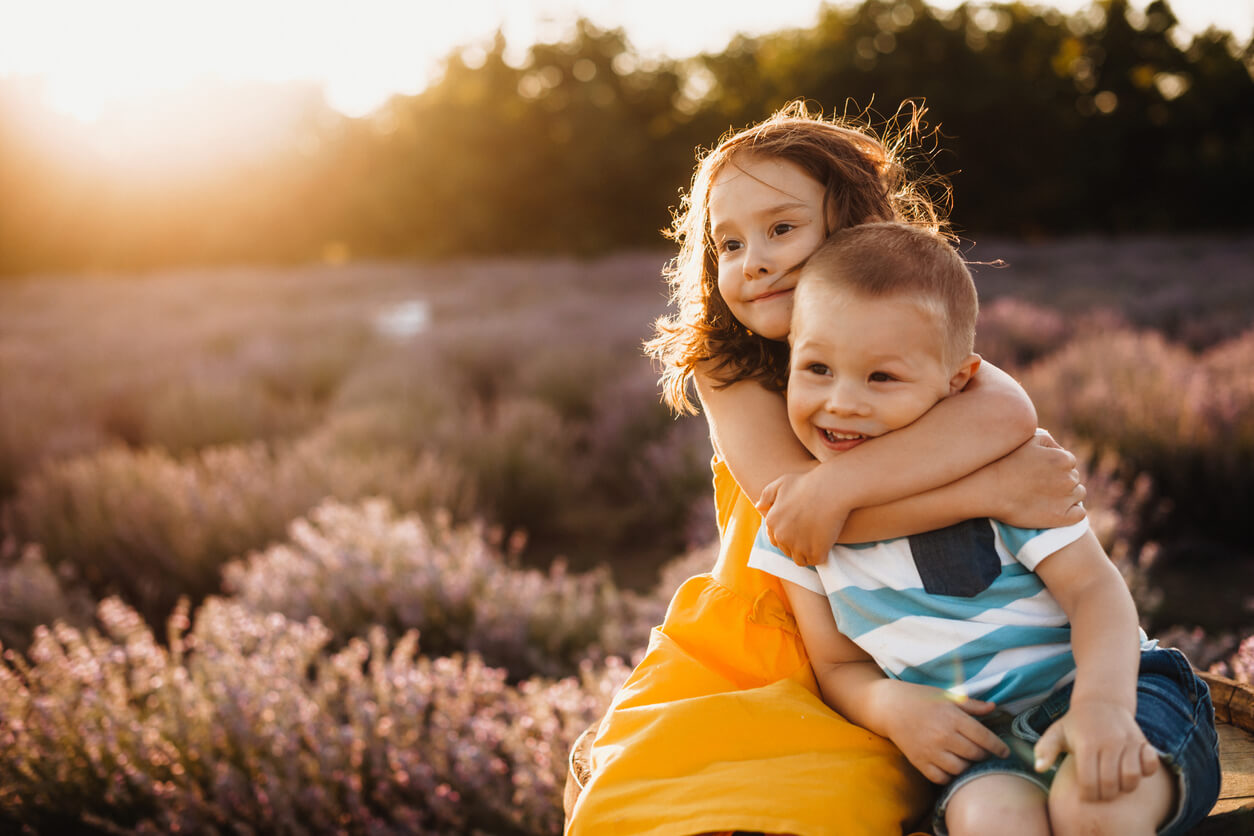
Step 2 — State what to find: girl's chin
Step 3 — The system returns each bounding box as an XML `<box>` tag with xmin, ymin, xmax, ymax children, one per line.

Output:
<box><xmin>747</xmin><ymin>317</ymin><xmax>791</xmax><ymax>341</ymax></box>
<box><xmin>741</xmin><ymin>299</ymin><xmax>794</xmax><ymax>339</ymax></box>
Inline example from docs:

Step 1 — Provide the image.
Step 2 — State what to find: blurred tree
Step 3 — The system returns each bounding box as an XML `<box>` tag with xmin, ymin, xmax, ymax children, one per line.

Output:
<box><xmin>692</xmin><ymin>0</ymin><xmax>1254</xmax><ymax>236</ymax></box>
<box><xmin>327</xmin><ymin>22</ymin><xmax>696</xmax><ymax>258</ymax></box>
<box><xmin>0</xmin><ymin>0</ymin><xmax>1250</xmax><ymax>276</ymax></box>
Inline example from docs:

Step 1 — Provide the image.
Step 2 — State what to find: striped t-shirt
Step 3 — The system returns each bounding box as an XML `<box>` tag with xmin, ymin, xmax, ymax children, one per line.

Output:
<box><xmin>749</xmin><ymin>517</ymin><xmax>1148</xmax><ymax>714</ymax></box>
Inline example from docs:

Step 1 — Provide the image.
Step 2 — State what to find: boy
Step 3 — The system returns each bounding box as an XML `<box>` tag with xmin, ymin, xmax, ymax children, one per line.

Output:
<box><xmin>749</xmin><ymin>223</ymin><xmax>1219</xmax><ymax>836</ymax></box>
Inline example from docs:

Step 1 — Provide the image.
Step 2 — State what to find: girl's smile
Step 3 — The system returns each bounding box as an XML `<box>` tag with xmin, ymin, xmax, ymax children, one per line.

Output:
<box><xmin>747</xmin><ymin>287</ymin><xmax>795</xmax><ymax>303</ymax></box>
<box><xmin>708</xmin><ymin>152</ymin><xmax>829</xmax><ymax>341</ymax></box>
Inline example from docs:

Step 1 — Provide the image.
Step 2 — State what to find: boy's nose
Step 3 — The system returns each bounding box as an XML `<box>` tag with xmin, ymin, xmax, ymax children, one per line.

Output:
<box><xmin>825</xmin><ymin>383</ymin><xmax>869</xmax><ymax>416</ymax></box>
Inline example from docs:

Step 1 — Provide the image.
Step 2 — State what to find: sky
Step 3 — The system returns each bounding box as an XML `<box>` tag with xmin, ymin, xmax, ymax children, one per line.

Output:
<box><xmin>1</xmin><ymin>0</ymin><xmax>1250</xmax><ymax>120</ymax></box>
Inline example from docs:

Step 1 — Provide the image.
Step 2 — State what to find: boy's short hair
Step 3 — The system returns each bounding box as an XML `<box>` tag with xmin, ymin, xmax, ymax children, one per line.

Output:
<box><xmin>797</xmin><ymin>222</ymin><xmax>978</xmax><ymax>361</ymax></box>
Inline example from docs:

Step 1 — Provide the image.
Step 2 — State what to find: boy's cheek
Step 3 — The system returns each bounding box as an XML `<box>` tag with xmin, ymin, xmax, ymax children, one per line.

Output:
<box><xmin>784</xmin><ymin>394</ymin><xmax>811</xmax><ymax>438</ymax></box>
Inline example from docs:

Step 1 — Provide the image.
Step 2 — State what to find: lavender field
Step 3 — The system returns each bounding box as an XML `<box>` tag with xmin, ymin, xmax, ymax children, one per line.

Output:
<box><xmin>1</xmin><ymin>235</ymin><xmax>1252</xmax><ymax>833</ymax></box>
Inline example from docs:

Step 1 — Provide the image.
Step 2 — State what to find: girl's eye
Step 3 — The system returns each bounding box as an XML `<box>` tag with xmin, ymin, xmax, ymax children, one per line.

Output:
<box><xmin>772</xmin><ymin>223</ymin><xmax>794</xmax><ymax>236</ymax></box>
<box><xmin>720</xmin><ymin>239</ymin><xmax>742</xmax><ymax>253</ymax></box>
<box><xmin>869</xmin><ymin>371</ymin><xmax>895</xmax><ymax>383</ymax></box>
<box><xmin>807</xmin><ymin>363</ymin><xmax>831</xmax><ymax>376</ymax></box>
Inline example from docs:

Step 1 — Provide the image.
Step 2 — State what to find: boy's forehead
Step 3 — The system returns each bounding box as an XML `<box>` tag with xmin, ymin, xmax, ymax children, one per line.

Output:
<box><xmin>800</xmin><ymin>277</ymin><xmax>939</xmax><ymax>316</ymax></box>
<box><xmin>794</xmin><ymin>281</ymin><xmax>949</xmax><ymax>349</ymax></box>
<box><xmin>789</xmin><ymin>281</ymin><xmax>841</xmax><ymax>335</ymax></box>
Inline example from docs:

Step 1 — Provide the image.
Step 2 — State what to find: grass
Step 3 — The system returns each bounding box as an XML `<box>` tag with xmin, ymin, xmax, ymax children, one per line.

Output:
<box><xmin>0</xmin><ymin>235</ymin><xmax>1252</xmax><ymax>832</ymax></box>
<box><xmin>1</xmin><ymin>235</ymin><xmax>1251</xmax><ymax>630</ymax></box>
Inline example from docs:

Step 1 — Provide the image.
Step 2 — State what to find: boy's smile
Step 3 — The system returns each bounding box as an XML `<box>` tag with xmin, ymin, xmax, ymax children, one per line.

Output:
<box><xmin>815</xmin><ymin>427</ymin><xmax>871</xmax><ymax>453</ymax></box>
<box><xmin>707</xmin><ymin>152</ymin><xmax>829</xmax><ymax>341</ymax></box>
<box><xmin>787</xmin><ymin>282</ymin><xmax>976</xmax><ymax>463</ymax></box>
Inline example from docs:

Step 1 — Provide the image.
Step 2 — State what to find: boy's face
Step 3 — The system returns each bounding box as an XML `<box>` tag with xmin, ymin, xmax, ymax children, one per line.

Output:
<box><xmin>787</xmin><ymin>281</ymin><xmax>976</xmax><ymax>462</ymax></box>
<box><xmin>707</xmin><ymin>152</ymin><xmax>829</xmax><ymax>341</ymax></box>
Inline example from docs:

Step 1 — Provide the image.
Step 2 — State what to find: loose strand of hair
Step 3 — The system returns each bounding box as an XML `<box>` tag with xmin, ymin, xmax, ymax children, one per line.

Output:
<box><xmin>645</xmin><ymin>98</ymin><xmax>954</xmax><ymax>416</ymax></box>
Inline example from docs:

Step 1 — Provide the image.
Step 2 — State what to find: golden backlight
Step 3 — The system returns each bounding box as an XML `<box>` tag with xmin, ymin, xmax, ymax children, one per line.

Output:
<box><xmin>0</xmin><ymin>0</ymin><xmax>505</xmax><ymax>176</ymax></box>
<box><xmin>1</xmin><ymin>0</ymin><xmax>1245</xmax><ymax>168</ymax></box>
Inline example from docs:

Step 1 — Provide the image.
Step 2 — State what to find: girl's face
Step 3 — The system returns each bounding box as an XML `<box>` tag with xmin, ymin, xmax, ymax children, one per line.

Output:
<box><xmin>708</xmin><ymin>152</ymin><xmax>829</xmax><ymax>340</ymax></box>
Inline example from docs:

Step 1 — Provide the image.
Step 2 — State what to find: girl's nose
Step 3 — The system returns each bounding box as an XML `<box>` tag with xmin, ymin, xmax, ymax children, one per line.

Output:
<box><xmin>743</xmin><ymin>242</ymin><xmax>772</xmax><ymax>279</ymax></box>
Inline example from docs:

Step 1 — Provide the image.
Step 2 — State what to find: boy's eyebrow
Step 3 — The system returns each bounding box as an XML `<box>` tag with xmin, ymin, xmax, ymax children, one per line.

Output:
<box><xmin>793</xmin><ymin>337</ymin><xmax>911</xmax><ymax>366</ymax></box>
<box><xmin>710</xmin><ymin>201</ymin><xmax>812</xmax><ymax>236</ymax></box>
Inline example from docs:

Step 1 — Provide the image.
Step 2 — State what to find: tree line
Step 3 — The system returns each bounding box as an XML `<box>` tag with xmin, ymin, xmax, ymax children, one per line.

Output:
<box><xmin>1</xmin><ymin>0</ymin><xmax>1251</xmax><ymax>277</ymax></box>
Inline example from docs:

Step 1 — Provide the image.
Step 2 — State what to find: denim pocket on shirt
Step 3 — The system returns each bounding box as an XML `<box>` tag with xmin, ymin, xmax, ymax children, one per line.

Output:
<box><xmin>909</xmin><ymin>519</ymin><xmax>1001</xmax><ymax>598</ymax></box>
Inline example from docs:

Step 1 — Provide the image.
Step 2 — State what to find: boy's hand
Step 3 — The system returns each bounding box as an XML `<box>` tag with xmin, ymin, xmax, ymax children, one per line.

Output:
<box><xmin>985</xmin><ymin>430</ymin><xmax>1087</xmax><ymax>529</ymax></box>
<box><xmin>877</xmin><ymin>682</ymin><xmax>1010</xmax><ymax>784</ymax></box>
<box><xmin>1033</xmin><ymin>698</ymin><xmax>1159</xmax><ymax>802</ymax></box>
<box><xmin>756</xmin><ymin>469</ymin><xmax>846</xmax><ymax>566</ymax></box>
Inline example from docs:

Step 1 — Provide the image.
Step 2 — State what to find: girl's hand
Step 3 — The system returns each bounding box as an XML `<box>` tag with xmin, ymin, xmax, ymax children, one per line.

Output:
<box><xmin>981</xmin><ymin>430</ymin><xmax>1086</xmax><ymax>529</ymax></box>
<box><xmin>1033</xmin><ymin>698</ymin><xmax>1159</xmax><ymax>802</ymax></box>
<box><xmin>877</xmin><ymin>682</ymin><xmax>1010</xmax><ymax>784</ymax></box>
<box><xmin>756</xmin><ymin>467</ymin><xmax>845</xmax><ymax>566</ymax></box>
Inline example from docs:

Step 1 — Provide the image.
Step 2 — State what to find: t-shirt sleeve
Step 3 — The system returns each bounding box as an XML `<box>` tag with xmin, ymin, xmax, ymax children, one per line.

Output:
<box><xmin>747</xmin><ymin>524</ymin><xmax>825</xmax><ymax>595</ymax></box>
<box><xmin>992</xmin><ymin>518</ymin><xmax>1091</xmax><ymax>571</ymax></box>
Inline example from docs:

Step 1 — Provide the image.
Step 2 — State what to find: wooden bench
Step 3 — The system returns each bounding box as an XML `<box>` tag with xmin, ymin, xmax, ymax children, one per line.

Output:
<box><xmin>564</xmin><ymin>671</ymin><xmax>1254</xmax><ymax>834</ymax></box>
<box><xmin>1193</xmin><ymin>671</ymin><xmax>1254</xmax><ymax>834</ymax></box>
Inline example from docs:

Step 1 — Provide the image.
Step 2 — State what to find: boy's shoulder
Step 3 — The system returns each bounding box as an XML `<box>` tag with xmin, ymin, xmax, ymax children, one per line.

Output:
<box><xmin>987</xmin><ymin>518</ymin><xmax>1090</xmax><ymax>569</ymax></box>
<box><xmin>747</xmin><ymin>522</ymin><xmax>825</xmax><ymax>596</ymax></box>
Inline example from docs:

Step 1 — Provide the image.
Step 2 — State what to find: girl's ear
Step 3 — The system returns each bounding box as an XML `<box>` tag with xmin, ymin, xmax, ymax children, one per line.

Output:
<box><xmin>948</xmin><ymin>353</ymin><xmax>982</xmax><ymax>395</ymax></box>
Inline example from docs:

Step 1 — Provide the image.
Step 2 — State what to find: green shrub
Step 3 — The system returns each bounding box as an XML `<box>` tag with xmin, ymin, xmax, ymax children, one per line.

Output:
<box><xmin>1025</xmin><ymin>327</ymin><xmax>1254</xmax><ymax>542</ymax></box>
<box><xmin>975</xmin><ymin>296</ymin><xmax>1071</xmax><ymax>370</ymax></box>
<box><xmin>224</xmin><ymin>498</ymin><xmax>658</xmax><ymax>680</ymax></box>
<box><xmin>140</xmin><ymin>377</ymin><xmax>316</xmax><ymax>455</ymax></box>
<box><xmin>3</xmin><ymin>440</ymin><xmax>471</xmax><ymax>628</ymax></box>
<box><xmin>0</xmin><ymin>546</ymin><xmax>94</xmax><ymax>653</ymax></box>
<box><xmin>0</xmin><ymin>596</ymin><xmax>627</xmax><ymax>834</ymax></box>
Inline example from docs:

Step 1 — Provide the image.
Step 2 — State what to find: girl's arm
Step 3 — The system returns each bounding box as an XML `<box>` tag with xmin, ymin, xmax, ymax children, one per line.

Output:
<box><xmin>694</xmin><ymin>361</ymin><xmax>815</xmax><ymax>491</ymax></box>
<box><xmin>827</xmin><ymin>437</ymin><xmax>1087</xmax><ymax>541</ymax></box>
<box><xmin>698</xmin><ymin>361</ymin><xmax>1049</xmax><ymax>564</ymax></box>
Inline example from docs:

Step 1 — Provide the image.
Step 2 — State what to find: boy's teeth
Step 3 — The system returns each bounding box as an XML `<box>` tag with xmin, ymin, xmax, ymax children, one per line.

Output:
<box><xmin>823</xmin><ymin>430</ymin><xmax>864</xmax><ymax>441</ymax></box>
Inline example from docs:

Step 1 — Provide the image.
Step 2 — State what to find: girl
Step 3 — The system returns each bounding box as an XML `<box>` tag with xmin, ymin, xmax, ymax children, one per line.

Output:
<box><xmin>565</xmin><ymin>102</ymin><xmax>1086</xmax><ymax>836</ymax></box>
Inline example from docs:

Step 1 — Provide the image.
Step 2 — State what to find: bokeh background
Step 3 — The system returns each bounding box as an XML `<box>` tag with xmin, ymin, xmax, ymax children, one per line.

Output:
<box><xmin>1</xmin><ymin>0</ymin><xmax>1252</xmax><ymax>832</ymax></box>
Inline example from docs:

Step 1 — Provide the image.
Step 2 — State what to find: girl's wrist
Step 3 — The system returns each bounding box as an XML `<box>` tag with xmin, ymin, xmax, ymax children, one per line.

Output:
<box><xmin>977</xmin><ymin>460</ymin><xmax>1016</xmax><ymax>520</ymax></box>
<box><xmin>947</xmin><ymin>468</ymin><xmax>1001</xmax><ymax>520</ymax></box>
<box><xmin>811</xmin><ymin>459</ymin><xmax>860</xmax><ymax>517</ymax></box>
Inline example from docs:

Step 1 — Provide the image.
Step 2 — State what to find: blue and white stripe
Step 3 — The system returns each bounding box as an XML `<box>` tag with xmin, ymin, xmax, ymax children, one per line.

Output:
<box><xmin>749</xmin><ymin>518</ymin><xmax>1137</xmax><ymax>714</ymax></box>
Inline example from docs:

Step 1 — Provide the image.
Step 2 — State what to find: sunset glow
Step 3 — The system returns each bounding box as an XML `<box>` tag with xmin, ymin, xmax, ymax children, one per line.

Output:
<box><xmin>3</xmin><ymin>0</ymin><xmax>1247</xmax><ymax>124</ymax></box>
<box><xmin>1</xmin><ymin>0</ymin><xmax>507</xmax><ymax>121</ymax></box>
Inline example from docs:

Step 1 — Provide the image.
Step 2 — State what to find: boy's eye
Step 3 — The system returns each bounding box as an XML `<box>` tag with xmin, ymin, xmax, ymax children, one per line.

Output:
<box><xmin>869</xmin><ymin>371</ymin><xmax>895</xmax><ymax>383</ymax></box>
<box><xmin>772</xmin><ymin>223</ymin><xmax>794</xmax><ymax>235</ymax></box>
<box><xmin>807</xmin><ymin>363</ymin><xmax>831</xmax><ymax>376</ymax></box>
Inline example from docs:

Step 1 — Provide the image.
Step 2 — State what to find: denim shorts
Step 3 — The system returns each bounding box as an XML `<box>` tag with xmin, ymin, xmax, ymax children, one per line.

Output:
<box><xmin>932</xmin><ymin>647</ymin><xmax>1220</xmax><ymax>836</ymax></box>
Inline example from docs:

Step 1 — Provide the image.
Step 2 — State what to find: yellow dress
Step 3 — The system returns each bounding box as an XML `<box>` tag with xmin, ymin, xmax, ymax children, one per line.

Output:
<box><xmin>566</xmin><ymin>458</ymin><xmax>932</xmax><ymax>835</ymax></box>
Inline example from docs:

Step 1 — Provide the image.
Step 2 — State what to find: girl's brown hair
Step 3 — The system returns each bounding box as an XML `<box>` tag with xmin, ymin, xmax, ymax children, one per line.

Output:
<box><xmin>645</xmin><ymin>100</ymin><xmax>950</xmax><ymax>414</ymax></box>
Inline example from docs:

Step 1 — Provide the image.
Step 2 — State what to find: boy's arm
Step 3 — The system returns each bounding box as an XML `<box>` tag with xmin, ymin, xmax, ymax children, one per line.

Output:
<box><xmin>782</xmin><ymin>580</ymin><xmax>1009</xmax><ymax>784</ymax></box>
<box><xmin>1029</xmin><ymin>529</ymin><xmax>1159</xmax><ymax>801</ymax></box>
<box><xmin>700</xmin><ymin>361</ymin><xmax>1043</xmax><ymax>564</ymax></box>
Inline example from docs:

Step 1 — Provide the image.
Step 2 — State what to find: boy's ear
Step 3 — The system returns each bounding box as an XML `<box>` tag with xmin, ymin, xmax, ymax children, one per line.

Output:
<box><xmin>948</xmin><ymin>353</ymin><xmax>982</xmax><ymax>395</ymax></box>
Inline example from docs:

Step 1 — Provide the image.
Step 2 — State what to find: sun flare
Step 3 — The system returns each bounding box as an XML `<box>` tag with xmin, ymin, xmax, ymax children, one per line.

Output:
<box><xmin>3</xmin><ymin>0</ymin><xmax>1247</xmax><ymax>124</ymax></box>
<box><xmin>0</xmin><ymin>0</ymin><xmax>478</xmax><ymax>173</ymax></box>
<box><xmin>0</xmin><ymin>0</ymin><xmax>524</xmax><ymax>124</ymax></box>
<box><xmin>0</xmin><ymin>0</ymin><xmax>1247</xmax><ymax>176</ymax></box>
